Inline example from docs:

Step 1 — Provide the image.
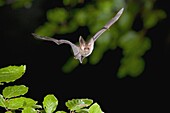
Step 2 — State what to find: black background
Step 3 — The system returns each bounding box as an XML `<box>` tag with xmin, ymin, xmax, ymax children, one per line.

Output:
<box><xmin>0</xmin><ymin>0</ymin><xmax>169</xmax><ymax>112</ymax></box>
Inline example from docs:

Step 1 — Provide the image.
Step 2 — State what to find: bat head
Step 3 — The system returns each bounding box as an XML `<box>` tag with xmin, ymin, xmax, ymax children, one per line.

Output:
<box><xmin>79</xmin><ymin>36</ymin><xmax>94</xmax><ymax>56</ymax></box>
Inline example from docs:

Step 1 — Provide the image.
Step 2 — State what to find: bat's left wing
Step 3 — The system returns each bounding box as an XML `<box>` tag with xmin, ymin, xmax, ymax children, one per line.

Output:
<box><xmin>92</xmin><ymin>8</ymin><xmax>124</xmax><ymax>42</ymax></box>
<box><xmin>32</xmin><ymin>33</ymin><xmax>80</xmax><ymax>57</ymax></box>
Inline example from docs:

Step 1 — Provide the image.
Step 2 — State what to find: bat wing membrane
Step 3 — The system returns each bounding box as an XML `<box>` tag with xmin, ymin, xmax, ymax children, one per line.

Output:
<box><xmin>92</xmin><ymin>8</ymin><xmax>124</xmax><ymax>42</ymax></box>
<box><xmin>32</xmin><ymin>33</ymin><xmax>79</xmax><ymax>56</ymax></box>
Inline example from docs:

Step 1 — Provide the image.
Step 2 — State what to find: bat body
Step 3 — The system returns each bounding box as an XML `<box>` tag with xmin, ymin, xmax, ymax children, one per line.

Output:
<box><xmin>32</xmin><ymin>8</ymin><xmax>124</xmax><ymax>63</ymax></box>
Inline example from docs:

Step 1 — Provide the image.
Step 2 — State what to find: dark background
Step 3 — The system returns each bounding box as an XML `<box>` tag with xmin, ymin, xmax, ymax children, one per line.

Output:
<box><xmin>0</xmin><ymin>0</ymin><xmax>169</xmax><ymax>112</ymax></box>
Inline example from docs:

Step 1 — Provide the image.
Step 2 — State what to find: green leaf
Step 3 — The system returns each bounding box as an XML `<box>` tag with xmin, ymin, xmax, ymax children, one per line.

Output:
<box><xmin>22</xmin><ymin>107</ymin><xmax>37</xmax><ymax>113</ymax></box>
<box><xmin>0</xmin><ymin>0</ymin><xmax>5</xmax><ymax>6</ymax></box>
<box><xmin>47</xmin><ymin>8</ymin><xmax>68</xmax><ymax>23</ymax></box>
<box><xmin>3</xmin><ymin>85</ymin><xmax>28</xmax><ymax>99</ymax></box>
<box><xmin>0</xmin><ymin>65</ymin><xmax>26</xmax><ymax>84</ymax></box>
<box><xmin>76</xmin><ymin>108</ymin><xmax>89</xmax><ymax>113</ymax></box>
<box><xmin>0</xmin><ymin>94</ymin><xmax>7</xmax><ymax>108</ymax></box>
<box><xmin>43</xmin><ymin>94</ymin><xmax>58</xmax><ymax>113</ymax></box>
<box><xmin>118</xmin><ymin>56</ymin><xmax>145</xmax><ymax>78</ymax></box>
<box><xmin>35</xmin><ymin>22</ymin><xmax>58</xmax><ymax>37</ymax></box>
<box><xmin>62</xmin><ymin>57</ymin><xmax>79</xmax><ymax>73</ymax></box>
<box><xmin>89</xmin><ymin>103</ymin><xmax>102</xmax><ymax>113</ymax></box>
<box><xmin>143</xmin><ymin>10</ymin><xmax>166</xmax><ymax>29</ymax></box>
<box><xmin>75</xmin><ymin>10</ymin><xmax>87</xmax><ymax>26</ymax></box>
<box><xmin>11</xmin><ymin>0</ymin><xmax>32</xmax><ymax>9</ymax></box>
<box><xmin>66</xmin><ymin>98</ymin><xmax>93</xmax><ymax>111</ymax></box>
<box><xmin>55</xmin><ymin>111</ymin><xmax>67</xmax><ymax>113</ymax></box>
<box><xmin>7</xmin><ymin>97</ymin><xmax>37</xmax><ymax>110</ymax></box>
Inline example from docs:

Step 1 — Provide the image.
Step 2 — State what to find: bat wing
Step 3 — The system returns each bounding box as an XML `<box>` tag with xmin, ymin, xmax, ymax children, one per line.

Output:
<box><xmin>32</xmin><ymin>33</ymin><xmax>79</xmax><ymax>56</ymax></box>
<box><xmin>92</xmin><ymin>8</ymin><xmax>124</xmax><ymax>42</ymax></box>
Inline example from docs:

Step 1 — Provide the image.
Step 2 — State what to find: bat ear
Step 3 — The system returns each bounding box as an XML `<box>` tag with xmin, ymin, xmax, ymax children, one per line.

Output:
<box><xmin>87</xmin><ymin>38</ymin><xmax>94</xmax><ymax>46</ymax></box>
<box><xmin>79</xmin><ymin>36</ymin><xmax>86</xmax><ymax>46</ymax></box>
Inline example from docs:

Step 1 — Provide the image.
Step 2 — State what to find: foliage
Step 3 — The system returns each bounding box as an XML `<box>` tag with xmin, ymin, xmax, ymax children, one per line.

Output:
<box><xmin>0</xmin><ymin>0</ymin><xmax>167</xmax><ymax>78</ymax></box>
<box><xmin>0</xmin><ymin>65</ymin><xmax>26</xmax><ymax>84</ymax></box>
<box><xmin>35</xmin><ymin>0</ymin><xmax>166</xmax><ymax>78</ymax></box>
<box><xmin>0</xmin><ymin>0</ymin><xmax>32</xmax><ymax>8</ymax></box>
<box><xmin>0</xmin><ymin>65</ymin><xmax>104</xmax><ymax>113</ymax></box>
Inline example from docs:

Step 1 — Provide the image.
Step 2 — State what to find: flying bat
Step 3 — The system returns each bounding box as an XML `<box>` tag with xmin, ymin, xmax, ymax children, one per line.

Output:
<box><xmin>32</xmin><ymin>8</ymin><xmax>124</xmax><ymax>63</ymax></box>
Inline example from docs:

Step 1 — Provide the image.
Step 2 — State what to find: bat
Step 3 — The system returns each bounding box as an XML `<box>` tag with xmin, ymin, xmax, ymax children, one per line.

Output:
<box><xmin>32</xmin><ymin>8</ymin><xmax>124</xmax><ymax>63</ymax></box>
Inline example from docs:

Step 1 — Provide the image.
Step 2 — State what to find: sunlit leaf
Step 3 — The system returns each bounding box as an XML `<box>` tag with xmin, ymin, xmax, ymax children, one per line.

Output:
<box><xmin>22</xmin><ymin>107</ymin><xmax>37</xmax><ymax>113</ymax></box>
<box><xmin>0</xmin><ymin>65</ymin><xmax>26</xmax><ymax>84</ymax></box>
<box><xmin>0</xmin><ymin>94</ymin><xmax>7</xmax><ymax>108</ymax></box>
<box><xmin>7</xmin><ymin>97</ymin><xmax>37</xmax><ymax>110</ymax></box>
<box><xmin>76</xmin><ymin>108</ymin><xmax>89</xmax><ymax>113</ymax></box>
<box><xmin>66</xmin><ymin>98</ymin><xmax>93</xmax><ymax>111</ymax></box>
<box><xmin>3</xmin><ymin>85</ymin><xmax>28</xmax><ymax>99</ymax></box>
<box><xmin>43</xmin><ymin>94</ymin><xmax>58</xmax><ymax>113</ymax></box>
<box><xmin>89</xmin><ymin>103</ymin><xmax>102</xmax><ymax>113</ymax></box>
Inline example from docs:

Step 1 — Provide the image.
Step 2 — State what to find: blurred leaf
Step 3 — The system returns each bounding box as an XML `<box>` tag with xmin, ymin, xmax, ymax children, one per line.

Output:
<box><xmin>22</xmin><ymin>107</ymin><xmax>37</xmax><ymax>113</ymax></box>
<box><xmin>7</xmin><ymin>97</ymin><xmax>37</xmax><ymax>110</ymax></box>
<box><xmin>118</xmin><ymin>11</ymin><xmax>134</xmax><ymax>31</ymax></box>
<box><xmin>89</xmin><ymin>103</ymin><xmax>102</xmax><ymax>113</ymax></box>
<box><xmin>35</xmin><ymin>22</ymin><xmax>58</xmax><ymax>36</ymax></box>
<box><xmin>11</xmin><ymin>0</ymin><xmax>32</xmax><ymax>9</ymax></box>
<box><xmin>0</xmin><ymin>65</ymin><xmax>26</xmax><ymax>84</ymax></box>
<box><xmin>144</xmin><ymin>0</ymin><xmax>154</xmax><ymax>10</ymax></box>
<box><xmin>0</xmin><ymin>0</ymin><xmax>5</xmax><ymax>6</ymax></box>
<box><xmin>62</xmin><ymin>57</ymin><xmax>79</xmax><ymax>73</ymax></box>
<box><xmin>3</xmin><ymin>85</ymin><xmax>28</xmax><ymax>99</ymax></box>
<box><xmin>119</xmin><ymin>31</ymin><xmax>151</xmax><ymax>56</ymax></box>
<box><xmin>75</xmin><ymin>9</ymin><xmax>87</xmax><ymax>26</ymax></box>
<box><xmin>143</xmin><ymin>10</ymin><xmax>167</xmax><ymax>29</ymax></box>
<box><xmin>118</xmin><ymin>56</ymin><xmax>145</xmax><ymax>78</ymax></box>
<box><xmin>112</xmin><ymin>0</ymin><xmax>126</xmax><ymax>9</ymax></box>
<box><xmin>47</xmin><ymin>8</ymin><xmax>68</xmax><ymax>24</ymax></box>
<box><xmin>97</xmin><ymin>1</ymin><xmax>112</xmax><ymax>13</ymax></box>
<box><xmin>66</xmin><ymin>98</ymin><xmax>93</xmax><ymax>111</ymax></box>
<box><xmin>63</xmin><ymin>0</ymin><xmax>71</xmax><ymax>6</ymax></box>
<box><xmin>89</xmin><ymin>45</ymin><xmax>105</xmax><ymax>65</ymax></box>
<box><xmin>63</xmin><ymin>0</ymin><xmax>80</xmax><ymax>6</ymax></box>
<box><xmin>43</xmin><ymin>94</ymin><xmax>58</xmax><ymax>113</ymax></box>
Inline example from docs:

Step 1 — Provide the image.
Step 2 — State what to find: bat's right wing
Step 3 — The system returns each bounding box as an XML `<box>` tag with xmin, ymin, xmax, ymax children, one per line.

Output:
<box><xmin>92</xmin><ymin>8</ymin><xmax>124</xmax><ymax>42</ymax></box>
<box><xmin>32</xmin><ymin>33</ymin><xmax>80</xmax><ymax>57</ymax></box>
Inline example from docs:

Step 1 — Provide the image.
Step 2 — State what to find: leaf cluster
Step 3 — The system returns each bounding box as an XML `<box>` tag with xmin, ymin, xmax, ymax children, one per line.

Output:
<box><xmin>0</xmin><ymin>65</ymin><xmax>103</xmax><ymax>113</ymax></box>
